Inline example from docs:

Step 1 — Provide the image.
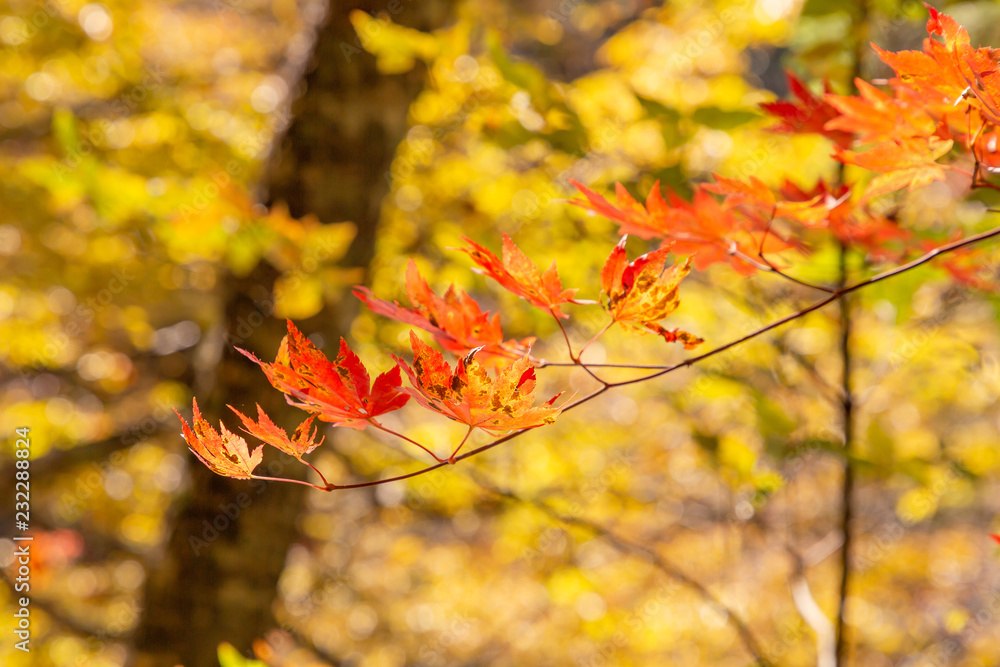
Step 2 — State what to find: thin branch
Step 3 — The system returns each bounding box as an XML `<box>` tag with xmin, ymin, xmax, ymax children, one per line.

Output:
<box><xmin>733</xmin><ymin>247</ymin><xmax>836</xmax><ymax>293</ymax></box>
<box><xmin>610</xmin><ymin>223</ymin><xmax>1000</xmax><ymax>389</ymax></box>
<box><xmin>251</xmin><ymin>474</ymin><xmax>329</xmax><ymax>491</ymax></box>
<box><xmin>470</xmin><ymin>474</ymin><xmax>772</xmax><ymax>667</ymax></box>
<box><xmin>578</xmin><ymin>321</ymin><xmax>612</xmax><ymax>360</ymax></box>
<box><xmin>303</xmin><ymin>222</ymin><xmax>1000</xmax><ymax>492</ymax></box>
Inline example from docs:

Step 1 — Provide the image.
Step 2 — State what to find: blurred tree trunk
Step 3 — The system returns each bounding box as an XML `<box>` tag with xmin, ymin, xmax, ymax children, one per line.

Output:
<box><xmin>132</xmin><ymin>2</ymin><xmax>454</xmax><ymax>665</ymax></box>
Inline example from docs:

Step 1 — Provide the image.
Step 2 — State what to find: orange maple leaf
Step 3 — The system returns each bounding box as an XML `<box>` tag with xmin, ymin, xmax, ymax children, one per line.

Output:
<box><xmin>459</xmin><ymin>234</ymin><xmax>586</xmax><ymax>318</ymax></box>
<box><xmin>778</xmin><ymin>180</ymin><xmax>909</xmax><ymax>260</ymax></box>
<box><xmin>393</xmin><ymin>331</ymin><xmax>563</xmax><ymax>440</ymax></box>
<box><xmin>759</xmin><ymin>72</ymin><xmax>852</xmax><ymax>148</ymax></box>
<box><xmin>571</xmin><ymin>179</ymin><xmax>782</xmax><ymax>274</ymax></box>
<box><xmin>704</xmin><ymin>173</ymin><xmax>828</xmax><ymax>229</ymax></box>
<box><xmin>874</xmin><ymin>6</ymin><xmax>1000</xmax><ymax>125</ymax></box>
<box><xmin>353</xmin><ymin>260</ymin><xmax>532</xmax><ymax>361</ymax></box>
<box><xmin>177</xmin><ymin>399</ymin><xmax>264</xmax><ymax>479</ymax></box>
<box><xmin>824</xmin><ymin>79</ymin><xmax>939</xmax><ymax>142</ymax></box>
<box><xmin>239</xmin><ymin>320</ymin><xmax>409</xmax><ymax>429</ymax></box>
<box><xmin>835</xmin><ymin>136</ymin><xmax>954</xmax><ymax>199</ymax></box>
<box><xmin>229</xmin><ymin>404</ymin><xmax>324</xmax><ymax>460</ymax></box>
<box><xmin>601</xmin><ymin>237</ymin><xmax>703</xmax><ymax>348</ymax></box>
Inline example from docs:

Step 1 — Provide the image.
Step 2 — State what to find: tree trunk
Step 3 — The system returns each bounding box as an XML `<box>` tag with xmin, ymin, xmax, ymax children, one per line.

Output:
<box><xmin>132</xmin><ymin>2</ymin><xmax>455</xmax><ymax>665</ymax></box>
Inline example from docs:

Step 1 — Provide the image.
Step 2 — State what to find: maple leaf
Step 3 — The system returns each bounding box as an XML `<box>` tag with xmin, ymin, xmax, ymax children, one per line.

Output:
<box><xmin>704</xmin><ymin>173</ymin><xmax>828</xmax><ymax>228</ymax></box>
<box><xmin>570</xmin><ymin>179</ymin><xmax>782</xmax><ymax>274</ymax></box>
<box><xmin>600</xmin><ymin>237</ymin><xmax>703</xmax><ymax>349</ymax></box>
<box><xmin>393</xmin><ymin>331</ymin><xmax>563</xmax><ymax>438</ymax></box>
<box><xmin>240</xmin><ymin>320</ymin><xmax>409</xmax><ymax>429</ymax></box>
<box><xmin>824</xmin><ymin>79</ymin><xmax>938</xmax><ymax>142</ymax></box>
<box><xmin>991</xmin><ymin>534</ymin><xmax>1000</xmax><ymax>546</ymax></box>
<box><xmin>759</xmin><ymin>72</ymin><xmax>852</xmax><ymax>148</ymax></box>
<box><xmin>873</xmin><ymin>6</ymin><xmax>1000</xmax><ymax>125</ymax></box>
<box><xmin>834</xmin><ymin>136</ymin><xmax>954</xmax><ymax>199</ymax></box>
<box><xmin>459</xmin><ymin>234</ymin><xmax>585</xmax><ymax>318</ymax></box>
<box><xmin>778</xmin><ymin>180</ymin><xmax>908</xmax><ymax>259</ymax></box>
<box><xmin>177</xmin><ymin>399</ymin><xmax>263</xmax><ymax>479</ymax></box>
<box><xmin>353</xmin><ymin>260</ymin><xmax>532</xmax><ymax>361</ymax></box>
<box><xmin>229</xmin><ymin>404</ymin><xmax>323</xmax><ymax>460</ymax></box>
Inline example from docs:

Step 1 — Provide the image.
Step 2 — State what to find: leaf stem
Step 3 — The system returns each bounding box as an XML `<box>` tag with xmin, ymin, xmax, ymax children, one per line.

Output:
<box><xmin>369</xmin><ymin>419</ymin><xmax>445</xmax><ymax>462</ymax></box>
<box><xmin>299</xmin><ymin>459</ymin><xmax>331</xmax><ymax>488</ymax></box>
<box><xmin>448</xmin><ymin>426</ymin><xmax>474</xmax><ymax>463</ymax></box>
<box><xmin>250</xmin><ymin>474</ymin><xmax>330</xmax><ymax>491</ymax></box>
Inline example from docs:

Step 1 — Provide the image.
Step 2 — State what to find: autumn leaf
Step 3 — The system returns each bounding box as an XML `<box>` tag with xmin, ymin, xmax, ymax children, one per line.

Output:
<box><xmin>778</xmin><ymin>180</ymin><xmax>909</xmax><ymax>259</ymax></box>
<box><xmin>601</xmin><ymin>237</ymin><xmax>703</xmax><ymax>348</ymax></box>
<box><xmin>991</xmin><ymin>533</ymin><xmax>1000</xmax><ymax>546</ymax></box>
<box><xmin>459</xmin><ymin>234</ymin><xmax>586</xmax><ymax>318</ymax></box>
<box><xmin>873</xmin><ymin>6</ymin><xmax>1000</xmax><ymax>125</ymax></box>
<box><xmin>229</xmin><ymin>404</ymin><xmax>324</xmax><ymax>460</ymax></box>
<box><xmin>759</xmin><ymin>71</ymin><xmax>852</xmax><ymax>148</ymax></box>
<box><xmin>177</xmin><ymin>398</ymin><xmax>263</xmax><ymax>479</ymax></box>
<box><xmin>824</xmin><ymin>79</ymin><xmax>938</xmax><ymax>142</ymax></box>
<box><xmin>239</xmin><ymin>320</ymin><xmax>409</xmax><ymax>429</ymax></box>
<box><xmin>393</xmin><ymin>331</ymin><xmax>563</xmax><ymax>438</ymax></box>
<box><xmin>834</xmin><ymin>136</ymin><xmax>954</xmax><ymax>199</ymax></box>
<box><xmin>570</xmin><ymin>179</ymin><xmax>777</xmax><ymax>274</ymax></box>
<box><xmin>704</xmin><ymin>173</ymin><xmax>828</xmax><ymax>228</ymax></box>
<box><xmin>353</xmin><ymin>260</ymin><xmax>533</xmax><ymax>361</ymax></box>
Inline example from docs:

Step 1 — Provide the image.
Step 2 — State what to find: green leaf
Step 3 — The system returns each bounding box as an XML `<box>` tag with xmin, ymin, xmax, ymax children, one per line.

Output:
<box><xmin>690</xmin><ymin>107</ymin><xmax>761</xmax><ymax>130</ymax></box>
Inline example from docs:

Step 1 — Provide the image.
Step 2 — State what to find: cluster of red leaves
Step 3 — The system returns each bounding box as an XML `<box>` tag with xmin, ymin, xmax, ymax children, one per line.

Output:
<box><xmin>181</xmin><ymin>227</ymin><xmax>705</xmax><ymax>480</ymax></box>
<box><xmin>180</xmin><ymin>6</ymin><xmax>1000</xmax><ymax>488</ymax></box>
<box><xmin>568</xmin><ymin>6</ymin><xmax>1000</xmax><ymax>274</ymax></box>
<box><xmin>766</xmin><ymin>5</ymin><xmax>1000</xmax><ymax>200</ymax></box>
<box><xmin>569</xmin><ymin>176</ymin><xmax>829</xmax><ymax>274</ymax></box>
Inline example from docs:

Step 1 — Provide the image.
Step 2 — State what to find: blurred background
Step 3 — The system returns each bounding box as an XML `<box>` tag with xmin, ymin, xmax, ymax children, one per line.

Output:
<box><xmin>3</xmin><ymin>0</ymin><xmax>1000</xmax><ymax>665</ymax></box>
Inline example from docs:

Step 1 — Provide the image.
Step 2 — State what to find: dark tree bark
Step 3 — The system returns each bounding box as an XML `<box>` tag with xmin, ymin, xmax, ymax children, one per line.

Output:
<box><xmin>132</xmin><ymin>2</ymin><xmax>455</xmax><ymax>665</ymax></box>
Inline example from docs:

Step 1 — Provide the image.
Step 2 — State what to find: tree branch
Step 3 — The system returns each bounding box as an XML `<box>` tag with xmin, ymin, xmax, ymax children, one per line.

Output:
<box><xmin>468</xmin><ymin>472</ymin><xmax>773</xmax><ymax>667</ymax></box>
<box><xmin>835</xmin><ymin>242</ymin><xmax>856</xmax><ymax>667</ymax></box>
<box><xmin>312</xmin><ymin>222</ymin><xmax>1000</xmax><ymax>491</ymax></box>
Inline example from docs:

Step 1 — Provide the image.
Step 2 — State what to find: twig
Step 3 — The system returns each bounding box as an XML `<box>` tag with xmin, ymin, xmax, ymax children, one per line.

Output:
<box><xmin>470</xmin><ymin>474</ymin><xmax>773</xmax><ymax>667</ymax></box>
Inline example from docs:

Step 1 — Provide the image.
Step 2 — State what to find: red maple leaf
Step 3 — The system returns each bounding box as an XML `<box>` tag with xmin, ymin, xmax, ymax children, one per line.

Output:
<box><xmin>600</xmin><ymin>237</ymin><xmax>703</xmax><ymax>348</ymax></box>
<box><xmin>704</xmin><ymin>173</ymin><xmax>828</xmax><ymax>229</ymax></box>
<box><xmin>393</xmin><ymin>331</ymin><xmax>563</xmax><ymax>441</ymax></box>
<box><xmin>459</xmin><ymin>234</ymin><xmax>586</xmax><ymax>318</ymax></box>
<box><xmin>759</xmin><ymin>72</ymin><xmax>852</xmax><ymax>148</ymax></box>
<box><xmin>353</xmin><ymin>260</ymin><xmax>532</xmax><ymax>361</ymax></box>
<box><xmin>239</xmin><ymin>320</ymin><xmax>409</xmax><ymax>429</ymax></box>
